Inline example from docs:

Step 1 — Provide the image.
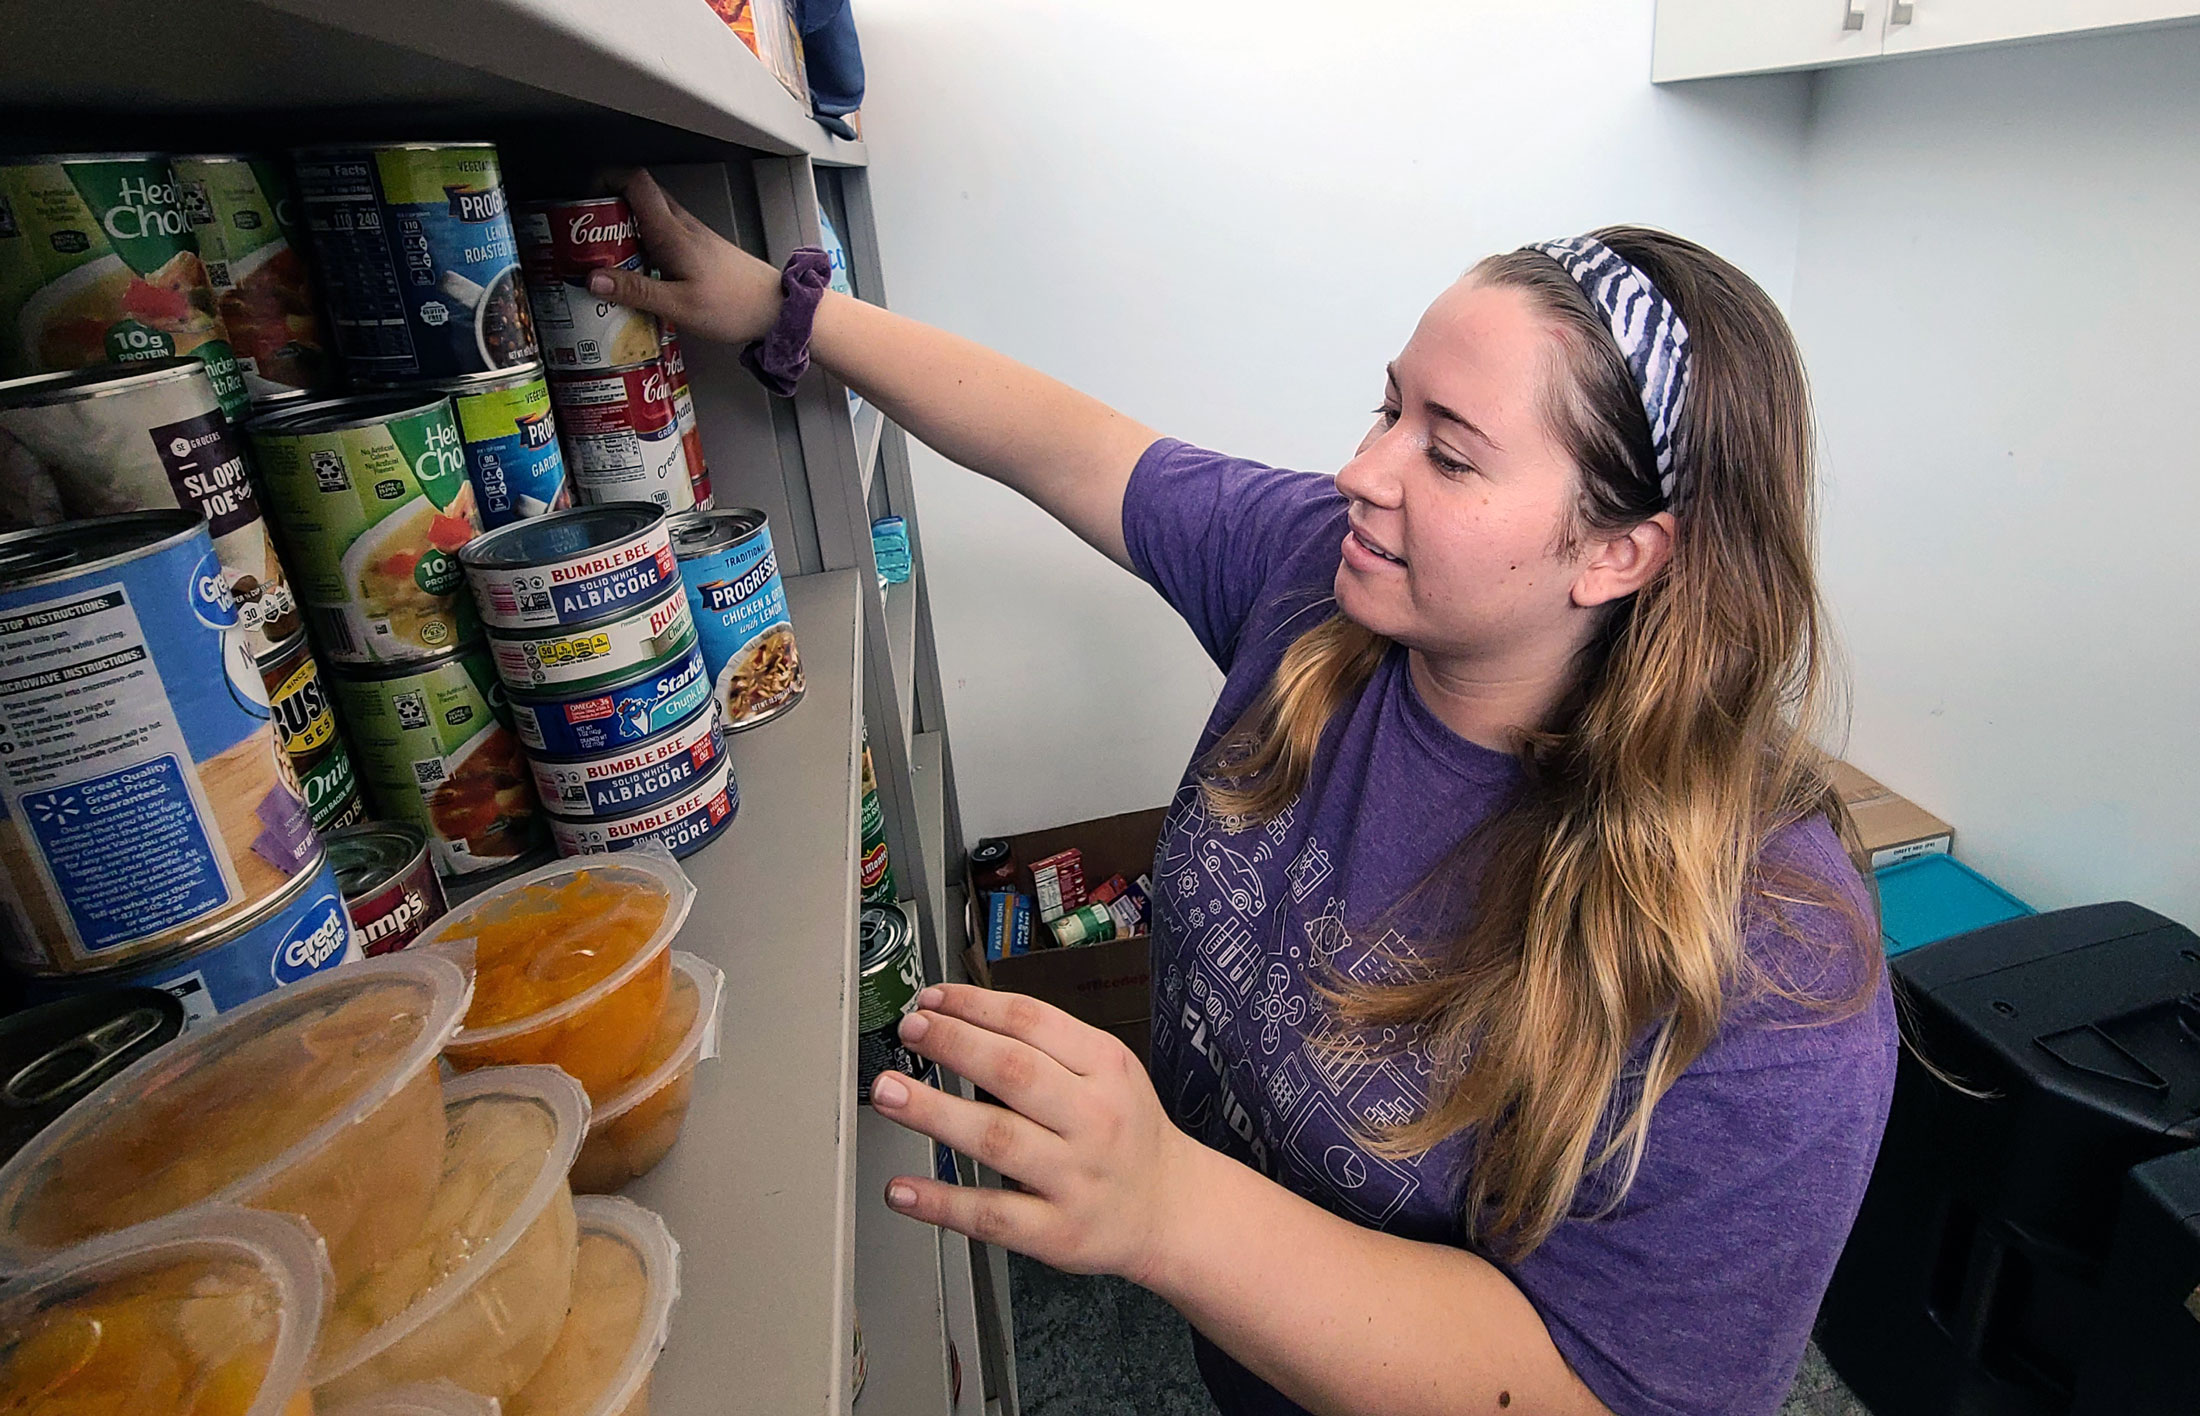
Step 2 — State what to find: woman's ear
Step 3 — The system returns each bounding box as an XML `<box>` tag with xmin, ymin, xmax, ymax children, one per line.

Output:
<box><xmin>1570</xmin><ymin>511</ymin><xmax>1676</xmax><ymax>608</ymax></box>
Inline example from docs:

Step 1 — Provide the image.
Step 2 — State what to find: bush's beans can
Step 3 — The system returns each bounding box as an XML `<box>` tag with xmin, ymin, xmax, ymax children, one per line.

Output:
<box><xmin>484</xmin><ymin>580</ymin><xmax>694</xmax><ymax>697</ymax></box>
<box><xmin>549</xmin><ymin>360</ymin><xmax>695</xmax><ymax>512</ymax></box>
<box><xmin>545</xmin><ymin>752</ymin><xmax>735</xmax><ymax>860</ymax></box>
<box><xmin>859</xmin><ymin>738</ymin><xmax>895</xmax><ymax>907</ymax></box>
<box><xmin>516</xmin><ymin>197</ymin><xmax>663</xmax><ymax>372</ymax></box>
<box><xmin>246</xmin><ymin>392</ymin><xmax>482</xmax><ymax>665</ymax></box>
<box><xmin>386</xmin><ymin>364</ymin><xmax>571</xmax><ymax>529</ymax></box>
<box><xmin>170</xmin><ymin>154</ymin><xmax>333</xmax><ymax>405</ymax></box>
<box><xmin>258</xmin><ymin>631</ymin><xmax>364</xmax><ymax>831</ymax></box>
<box><xmin>326</xmin><ymin>642</ymin><xmax>545</xmax><ymax>879</ymax></box>
<box><xmin>0</xmin><ymin>515</ymin><xmax>317</xmax><ymax>974</ymax></box>
<box><xmin>659</xmin><ymin>324</ymin><xmax>711</xmax><ymax>508</ymax></box>
<box><xmin>528</xmin><ymin>701</ymin><xmax>724</xmax><ymax>820</ymax></box>
<box><xmin>507</xmin><ymin>640</ymin><xmax>711</xmax><ymax>757</ymax></box>
<box><xmin>857</xmin><ymin>902</ymin><xmax>922</xmax><ymax>1102</ymax></box>
<box><xmin>671</xmin><ymin>508</ymin><xmax>804</xmax><ymax>733</ymax></box>
<box><xmin>325</xmin><ymin>820</ymin><xmax>447</xmax><ymax>958</ymax></box>
<box><xmin>0</xmin><ymin>154</ymin><xmax>250</xmax><ymax>420</ymax></box>
<box><xmin>28</xmin><ymin>847</ymin><xmax>358</xmax><ymax>1029</ymax></box>
<box><xmin>291</xmin><ymin>142</ymin><xmax>536</xmax><ymax>382</ymax></box>
<box><xmin>459</xmin><ymin>502</ymin><xmax>675</xmax><ymax>633</ymax></box>
<box><xmin>0</xmin><ymin>358</ymin><xmax>300</xmax><ymax>660</ymax></box>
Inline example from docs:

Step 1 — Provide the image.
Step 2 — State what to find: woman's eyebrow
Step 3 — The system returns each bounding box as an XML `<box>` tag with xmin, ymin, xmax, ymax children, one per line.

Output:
<box><xmin>1385</xmin><ymin>361</ymin><xmax>1502</xmax><ymax>451</ymax></box>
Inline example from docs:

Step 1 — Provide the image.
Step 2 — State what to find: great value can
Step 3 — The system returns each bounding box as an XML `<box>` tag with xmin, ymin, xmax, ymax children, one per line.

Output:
<box><xmin>171</xmin><ymin>153</ymin><xmax>332</xmax><ymax>404</ymax></box>
<box><xmin>0</xmin><ymin>358</ymin><xmax>300</xmax><ymax>659</ymax></box>
<box><xmin>258</xmin><ymin>631</ymin><xmax>364</xmax><ymax>831</ymax></box>
<box><xmin>549</xmin><ymin>360</ymin><xmax>695</xmax><ymax>512</ymax></box>
<box><xmin>516</xmin><ymin>197</ymin><xmax>663</xmax><ymax>371</ymax></box>
<box><xmin>545</xmin><ymin>753</ymin><xmax>735</xmax><ymax>860</ymax></box>
<box><xmin>857</xmin><ymin>902</ymin><xmax>922</xmax><ymax>1103</ymax></box>
<box><xmin>671</xmin><ymin>508</ymin><xmax>805</xmax><ymax>732</ymax></box>
<box><xmin>658</xmin><ymin>325</ymin><xmax>711</xmax><ymax>508</ymax></box>
<box><xmin>507</xmin><ymin>641</ymin><xmax>711</xmax><ymax>757</ymax></box>
<box><xmin>528</xmin><ymin>701</ymin><xmax>725</xmax><ymax>820</ymax></box>
<box><xmin>290</xmin><ymin>142</ymin><xmax>537</xmax><ymax>382</ymax></box>
<box><xmin>0</xmin><ymin>513</ymin><xmax>316</xmax><ymax>975</ymax></box>
<box><xmin>246</xmin><ymin>392</ymin><xmax>482</xmax><ymax>664</ymax></box>
<box><xmin>326</xmin><ymin>821</ymin><xmax>447</xmax><ymax>957</ymax></box>
<box><xmin>403</xmin><ymin>364</ymin><xmax>571</xmax><ymax>528</ymax></box>
<box><xmin>0</xmin><ymin>154</ymin><xmax>250</xmax><ymax>420</ymax></box>
<box><xmin>326</xmin><ymin>642</ymin><xmax>545</xmax><ymax>879</ymax></box>
<box><xmin>459</xmin><ymin>502</ymin><xmax>675</xmax><ymax>632</ymax></box>
<box><xmin>484</xmin><ymin>580</ymin><xmax>694</xmax><ymax>696</ymax></box>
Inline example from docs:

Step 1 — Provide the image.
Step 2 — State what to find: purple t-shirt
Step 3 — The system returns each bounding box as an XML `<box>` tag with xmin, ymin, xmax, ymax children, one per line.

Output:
<box><xmin>1123</xmin><ymin>439</ymin><xmax>1897</xmax><ymax>1416</ymax></box>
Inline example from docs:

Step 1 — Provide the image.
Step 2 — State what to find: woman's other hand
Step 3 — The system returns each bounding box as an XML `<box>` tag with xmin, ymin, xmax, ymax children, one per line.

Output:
<box><xmin>586</xmin><ymin>169</ymin><xmax>784</xmax><ymax>344</ymax></box>
<box><xmin>868</xmin><ymin>984</ymin><xmax>1197</xmax><ymax>1286</ymax></box>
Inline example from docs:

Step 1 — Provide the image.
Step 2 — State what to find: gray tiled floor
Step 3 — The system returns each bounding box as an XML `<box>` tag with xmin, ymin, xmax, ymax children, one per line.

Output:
<box><xmin>1009</xmin><ymin>1255</ymin><xmax>1872</xmax><ymax>1415</ymax></box>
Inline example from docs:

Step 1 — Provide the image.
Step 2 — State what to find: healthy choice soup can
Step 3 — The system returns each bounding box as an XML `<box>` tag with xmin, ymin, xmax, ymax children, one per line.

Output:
<box><xmin>483</xmin><ymin>579</ymin><xmax>694</xmax><ymax>697</ymax></box>
<box><xmin>515</xmin><ymin>197</ymin><xmax>663</xmax><ymax>372</ymax></box>
<box><xmin>374</xmin><ymin>364</ymin><xmax>570</xmax><ymax>529</ymax></box>
<box><xmin>545</xmin><ymin>752</ymin><xmax>735</xmax><ymax>860</ymax></box>
<box><xmin>0</xmin><ymin>153</ymin><xmax>250</xmax><ymax>420</ymax></box>
<box><xmin>326</xmin><ymin>642</ymin><xmax>545</xmax><ymax>880</ymax></box>
<box><xmin>0</xmin><ymin>513</ymin><xmax>317</xmax><ymax>975</ymax></box>
<box><xmin>0</xmin><ymin>358</ymin><xmax>300</xmax><ymax>661</ymax></box>
<box><xmin>257</xmin><ymin>630</ymin><xmax>365</xmax><ymax>832</ymax></box>
<box><xmin>291</xmin><ymin>142</ymin><xmax>537</xmax><ymax>382</ymax></box>
<box><xmin>528</xmin><ymin>699</ymin><xmax>725</xmax><ymax>821</ymax></box>
<box><xmin>459</xmin><ymin>502</ymin><xmax>675</xmax><ymax>633</ymax></box>
<box><xmin>170</xmin><ymin>153</ymin><xmax>332</xmax><ymax>405</ymax></box>
<box><xmin>247</xmin><ymin>391</ymin><xmax>482</xmax><ymax>665</ymax></box>
<box><xmin>670</xmin><ymin>508</ymin><xmax>804</xmax><ymax>732</ymax></box>
<box><xmin>507</xmin><ymin>639</ymin><xmax>711</xmax><ymax>758</ymax></box>
<box><xmin>325</xmin><ymin>820</ymin><xmax>447</xmax><ymax>958</ymax></box>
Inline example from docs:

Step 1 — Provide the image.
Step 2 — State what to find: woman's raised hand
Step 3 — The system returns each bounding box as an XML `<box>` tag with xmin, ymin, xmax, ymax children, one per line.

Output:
<box><xmin>586</xmin><ymin>169</ymin><xmax>786</xmax><ymax>345</ymax></box>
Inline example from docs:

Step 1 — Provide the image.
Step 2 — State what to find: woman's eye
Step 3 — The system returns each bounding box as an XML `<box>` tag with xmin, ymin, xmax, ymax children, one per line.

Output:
<box><xmin>1371</xmin><ymin>404</ymin><xmax>1400</xmax><ymax>425</ymax></box>
<box><xmin>1429</xmin><ymin>448</ymin><xmax>1474</xmax><ymax>477</ymax></box>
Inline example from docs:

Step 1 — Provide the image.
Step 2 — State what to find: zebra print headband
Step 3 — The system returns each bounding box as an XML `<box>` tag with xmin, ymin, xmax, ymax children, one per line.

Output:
<box><xmin>1529</xmin><ymin>235</ymin><xmax>1692</xmax><ymax>502</ymax></box>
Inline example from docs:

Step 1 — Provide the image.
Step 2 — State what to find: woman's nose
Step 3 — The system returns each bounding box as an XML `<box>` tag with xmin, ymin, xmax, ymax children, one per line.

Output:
<box><xmin>1336</xmin><ymin>425</ymin><xmax>1408</xmax><ymax>509</ymax></box>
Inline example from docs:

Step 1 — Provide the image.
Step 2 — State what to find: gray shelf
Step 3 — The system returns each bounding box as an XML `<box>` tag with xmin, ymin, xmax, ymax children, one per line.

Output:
<box><xmin>858</xmin><ymin>405</ymin><xmax>886</xmax><ymax>501</ymax></box>
<box><xmin>911</xmin><ymin>731</ymin><xmax>949</xmax><ymax>962</ymax></box>
<box><xmin>626</xmin><ymin>569</ymin><xmax>864</xmax><ymax>1416</ymax></box>
<box><xmin>854</xmin><ymin>1107</ymin><xmax>954</xmax><ymax>1416</ymax></box>
<box><xmin>886</xmin><ymin>577</ymin><xmax>919</xmax><ymax>752</ymax></box>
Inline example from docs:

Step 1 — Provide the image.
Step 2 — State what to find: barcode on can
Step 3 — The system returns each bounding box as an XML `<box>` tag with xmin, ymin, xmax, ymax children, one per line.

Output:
<box><xmin>411</xmin><ymin>757</ymin><xmax>449</xmax><ymax>790</ymax></box>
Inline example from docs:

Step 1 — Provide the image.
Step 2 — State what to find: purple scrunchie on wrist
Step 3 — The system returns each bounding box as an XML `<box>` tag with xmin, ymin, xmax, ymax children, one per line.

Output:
<box><xmin>739</xmin><ymin>247</ymin><xmax>833</xmax><ymax>398</ymax></box>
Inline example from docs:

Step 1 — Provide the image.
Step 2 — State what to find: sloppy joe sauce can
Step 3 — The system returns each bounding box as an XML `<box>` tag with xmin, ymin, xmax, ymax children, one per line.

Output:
<box><xmin>483</xmin><ymin>579</ymin><xmax>695</xmax><ymax>697</ymax></box>
<box><xmin>258</xmin><ymin>631</ymin><xmax>364</xmax><ymax>832</ymax></box>
<box><xmin>326</xmin><ymin>641</ymin><xmax>545</xmax><ymax>879</ymax></box>
<box><xmin>671</xmin><ymin>508</ymin><xmax>804</xmax><ymax>733</ymax></box>
<box><xmin>516</xmin><ymin>197</ymin><xmax>664</xmax><ymax>372</ymax></box>
<box><xmin>0</xmin><ymin>358</ymin><xmax>300</xmax><ymax>660</ymax></box>
<box><xmin>169</xmin><ymin>153</ymin><xmax>333</xmax><ymax>404</ymax></box>
<box><xmin>325</xmin><ymin>820</ymin><xmax>447</xmax><ymax>957</ymax></box>
<box><xmin>659</xmin><ymin>324</ymin><xmax>711</xmax><ymax>508</ymax></box>
<box><xmin>459</xmin><ymin>502</ymin><xmax>676</xmax><ymax>633</ymax></box>
<box><xmin>548</xmin><ymin>360</ymin><xmax>696</xmax><ymax>512</ymax></box>
<box><xmin>0</xmin><ymin>513</ymin><xmax>316</xmax><ymax>975</ymax></box>
<box><xmin>290</xmin><ymin>142</ymin><xmax>538</xmax><ymax>382</ymax></box>
<box><xmin>246</xmin><ymin>391</ymin><xmax>482</xmax><ymax>665</ymax></box>
<box><xmin>544</xmin><ymin>752</ymin><xmax>735</xmax><ymax>860</ymax></box>
<box><xmin>529</xmin><ymin>699</ymin><xmax>725</xmax><ymax>820</ymax></box>
<box><xmin>857</xmin><ymin>902</ymin><xmax>923</xmax><ymax>1103</ymax></box>
<box><xmin>506</xmin><ymin>639</ymin><xmax>711</xmax><ymax>757</ymax></box>
<box><xmin>377</xmin><ymin>364</ymin><xmax>571</xmax><ymax>529</ymax></box>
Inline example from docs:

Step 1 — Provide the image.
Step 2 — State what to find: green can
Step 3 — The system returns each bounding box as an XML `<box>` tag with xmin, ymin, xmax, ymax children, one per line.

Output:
<box><xmin>326</xmin><ymin>641</ymin><xmax>545</xmax><ymax>879</ymax></box>
<box><xmin>246</xmin><ymin>391</ymin><xmax>483</xmax><ymax>665</ymax></box>
<box><xmin>171</xmin><ymin>154</ymin><xmax>332</xmax><ymax>405</ymax></box>
<box><xmin>857</xmin><ymin>901</ymin><xmax>923</xmax><ymax>1102</ymax></box>
<box><xmin>0</xmin><ymin>153</ymin><xmax>249</xmax><ymax>420</ymax></box>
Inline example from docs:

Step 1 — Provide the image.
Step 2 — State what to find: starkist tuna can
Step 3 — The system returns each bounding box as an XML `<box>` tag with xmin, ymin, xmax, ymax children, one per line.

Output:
<box><xmin>516</xmin><ymin>197</ymin><xmax>663</xmax><ymax>371</ymax></box>
<box><xmin>549</xmin><ymin>360</ymin><xmax>695</xmax><ymax>512</ymax></box>
<box><xmin>506</xmin><ymin>640</ymin><xmax>711</xmax><ymax>757</ymax></box>
<box><xmin>459</xmin><ymin>502</ymin><xmax>675</xmax><ymax>632</ymax></box>
<box><xmin>0</xmin><ymin>513</ymin><xmax>317</xmax><ymax>976</ymax></box>
<box><xmin>545</xmin><ymin>752</ymin><xmax>735</xmax><ymax>860</ymax></box>
<box><xmin>380</xmin><ymin>364</ymin><xmax>570</xmax><ymax>529</ymax></box>
<box><xmin>325</xmin><ymin>820</ymin><xmax>447</xmax><ymax>957</ymax></box>
<box><xmin>528</xmin><ymin>700</ymin><xmax>724</xmax><ymax>820</ymax></box>
<box><xmin>484</xmin><ymin>579</ymin><xmax>694</xmax><ymax>696</ymax></box>
<box><xmin>671</xmin><ymin>508</ymin><xmax>804</xmax><ymax>732</ymax></box>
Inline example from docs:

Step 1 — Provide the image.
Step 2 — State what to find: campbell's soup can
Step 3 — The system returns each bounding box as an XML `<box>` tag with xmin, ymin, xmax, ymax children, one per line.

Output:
<box><xmin>506</xmin><ymin>640</ymin><xmax>712</xmax><ymax>757</ymax></box>
<box><xmin>325</xmin><ymin>821</ymin><xmax>447</xmax><ymax>957</ymax></box>
<box><xmin>483</xmin><ymin>579</ymin><xmax>694</xmax><ymax>697</ymax></box>
<box><xmin>258</xmin><ymin>631</ymin><xmax>365</xmax><ymax>831</ymax></box>
<box><xmin>659</xmin><ymin>324</ymin><xmax>711</xmax><ymax>508</ymax></box>
<box><xmin>380</xmin><ymin>364</ymin><xmax>572</xmax><ymax>529</ymax></box>
<box><xmin>291</xmin><ymin>142</ymin><xmax>537</xmax><ymax>382</ymax></box>
<box><xmin>549</xmin><ymin>360</ymin><xmax>695</xmax><ymax>512</ymax></box>
<box><xmin>0</xmin><ymin>513</ymin><xmax>317</xmax><ymax>975</ymax></box>
<box><xmin>529</xmin><ymin>700</ymin><xmax>725</xmax><ymax>820</ymax></box>
<box><xmin>516</xmin><ymin>197</ymin><xmax>664</xmax><ymax>372</ymax></box>
<box><xmin>0</xmin><ymin>358</ymin><xmax>300</xmax><ymax>660</ymax></box>
<box><xmin>545</xmin><ymin>752</ymin><xmax>736</xmax><ymax>860</ymax></box>
<box><xmin>670</xmin><ymin>508</ymin><xmax>804</xmax><ymax>732</ymax></box>
<box><xmin>170</xmin><ymin>153</ymin><xmax>334</xmax><ymax>404</ymax></box>
<box><xmin>459</xmin><ymin>502</ymin><xmax>676</xmax><ymax>633</ymax></box>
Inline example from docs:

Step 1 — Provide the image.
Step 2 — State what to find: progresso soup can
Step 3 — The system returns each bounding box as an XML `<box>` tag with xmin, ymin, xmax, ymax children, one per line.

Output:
<box><xmin>0</xmin><ymin>357</ymin><xmax>300</xmax><ymax>660</ymax></box>
<box><xmin>379</xmin><ymin>363</ymin><xmax>570</xmax><ymax>529</ymax></box>
<box><xmin>548</xmin><ymin>360</ymin><xmax>695</xmax><ymax>512</ymax></box>
<box><xmin>291</xmin><ymin>142</ymin><xmax>536</xmax><ymax>382</ymax></box>
<box><xmin>170</xmin><ymin>153</ymin><xmax>332</xmax><ymax>405</ymax></box>
<box><xmin>459</xmin><ymin>502</ymin><xmax>675</xmax><ymax>633</ymax></box>
<box><xmin>515</xmin><ymin>197</ymin><xmax>663</xmax><ymax>371</ymax></box>
<box><xmin>257</xmin><ymin>631</ymin><xmax>365</xmax><ymax>831</ymax></box>
<box><xmin>325</xmin><ymin>820</ymin><xmax>447</xmax><ymax>957</ymax></box>
<box><xmin>0</xmin><ymin>513</ymin><xmax>317</xmax><ymax>975</ymax></box>
<box><xmin>527</xmin><ymin>700</ymin><xmax>725</xmax><ymax>820</ymax></box>
<box><xmin>326</xmin><ymin>642</ymin><xmax>544</xmax><ymax>879</ymax></box>
<box><xmin>0</xmin><ymin>153</ymin><xmax>250</xmax><ymax>420</ymax></box>
<box><xmin>246</xmin><ymin>391</ymin><xmax>482</xmax><ymax>665</ymax></box>
<box><xmin>671</xmin><ymin>508</ymin><xmax>804</xmax><ymax>732</ymax></box>
<box><xmin>482</xmin><ymin>580</ymin><xmax>694</xmax><ymax>697</ymax></box>
<box><xmin>544</xmin><ymin>752</ymin><xmax>735</xmax><ymax>860</ymax></box>
<box><xmin>506</xmin><ymin>640</ymin><xmax>711</xmax><ymax>758</ymax></box>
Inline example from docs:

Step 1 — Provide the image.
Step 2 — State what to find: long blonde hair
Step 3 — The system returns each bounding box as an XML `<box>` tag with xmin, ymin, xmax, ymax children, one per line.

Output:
<box><xmin>1200</xmin><ymin>228</ymin><xmax>1877</xmax><ymax>1259</ymax></box>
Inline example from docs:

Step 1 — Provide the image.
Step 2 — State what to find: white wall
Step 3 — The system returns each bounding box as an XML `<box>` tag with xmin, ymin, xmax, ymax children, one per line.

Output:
<box><xmin>1792</xmin><ymin>25</ymin><xmax>2200</xmax><ymax>927</ymax></box>
<box><xmin>857</xmin><ymin>0</ymin><xmax>1813</xmax><ymax>839</ymax></box>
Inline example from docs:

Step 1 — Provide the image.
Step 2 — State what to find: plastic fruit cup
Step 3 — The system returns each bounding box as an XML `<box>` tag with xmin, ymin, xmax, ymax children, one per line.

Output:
<box><xmin>571</xmin><ymin>951</ymin><xmax>723</xmax><ymax>1194</ymax></box>
<box><xmin>423</xmin><ymin>852</ymin><xmax>697</xmax><ymax>1098</ymax></box>
<box><xmin>312</xmin><ymin>1065</ymin><xmax>588</xmax><ymax>1404</ymax></box>
<box><xmin>0</xmin><ymin>1205</ymin><xmax>327</xmax><ymax>1416</ymax></box>
<box><xmin>505</xmin><ymin>1195</ymin><xmax>681</xmax><ymax>1416</ymax></box>
<box><xmin>323</xmin><ymin>1381</ymin><xmax>499</xmax><ymax>1416</ymax></box>
<box><xmin>0</xmin><ymin>954</ymin><xmax>470</xmax><ymax>1296</ymax></box>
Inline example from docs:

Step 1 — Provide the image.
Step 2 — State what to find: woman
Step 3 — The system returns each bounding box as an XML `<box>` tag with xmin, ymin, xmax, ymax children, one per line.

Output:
<box><xmin>597</xmin><ymin>174</ymin><xmax>1896</xmax><ymax>1416</ymax></box>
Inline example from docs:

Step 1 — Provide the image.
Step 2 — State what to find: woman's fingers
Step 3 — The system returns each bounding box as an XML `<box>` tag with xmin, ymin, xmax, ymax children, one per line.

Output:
<box><xmin>894</xmin><ymin>1008</ymin><xmax>1081</xmax><ymax>1133</ymax></box>
<box><xmin>912</xmin><ymin>984</ymin><xmax>1128</xmax><ymax>1077</ymax></box>
<box><xmin>868</xmin><ymin>1070</ymin><xmax>1066</xmax><ymax>1183</ymax></box>
<box><xmin>585</xmin><ymin>261</ymin><xmax>680</xmax><ymax>320</ymax></box>
<box><xmin>882</xmin><ymin>1174</ymin><xmax>1054</xmax><ymax>1255</ymax></box>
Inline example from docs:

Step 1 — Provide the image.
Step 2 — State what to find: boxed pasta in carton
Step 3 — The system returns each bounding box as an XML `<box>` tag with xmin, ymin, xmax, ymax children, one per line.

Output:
<box><xmin>1828</xmin><ymin>759</ymin><xmax>1954</xmax><ymax>869</ymax></box>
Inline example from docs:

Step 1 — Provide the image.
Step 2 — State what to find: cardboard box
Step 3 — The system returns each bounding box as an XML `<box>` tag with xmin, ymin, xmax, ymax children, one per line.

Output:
<box><xmin>965</xmin><ymin>806</ymin><xmax>1166</xmax><ymax>1064</ymax></box>
<box><xmin>1828</xmin><ymin>759</ymin><xmax>1954</xmax><ymax>870</ymax></box>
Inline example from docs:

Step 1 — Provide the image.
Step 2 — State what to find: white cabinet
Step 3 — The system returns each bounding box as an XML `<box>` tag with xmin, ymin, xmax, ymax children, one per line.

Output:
<box><xmin>1878</xmin><ymin>0</ymin><xmax>2200</xmax><ymax>56</ymax></box>
<box><xmin>1654</xmin><ymin>0</ymin><xmax>2200</xmax><ymax>78</ymax></box>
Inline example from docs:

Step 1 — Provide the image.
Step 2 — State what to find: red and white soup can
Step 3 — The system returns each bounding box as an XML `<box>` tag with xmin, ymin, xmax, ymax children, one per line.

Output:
<box><xmin>549</xmin><ymin>360</ymin><xmax>697</xmax><ymax>514</ymax></box>
<box><xmin>517</xmin><ymin>197</ymin><xmax>666</xmax><ymax>373</ymax></box>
